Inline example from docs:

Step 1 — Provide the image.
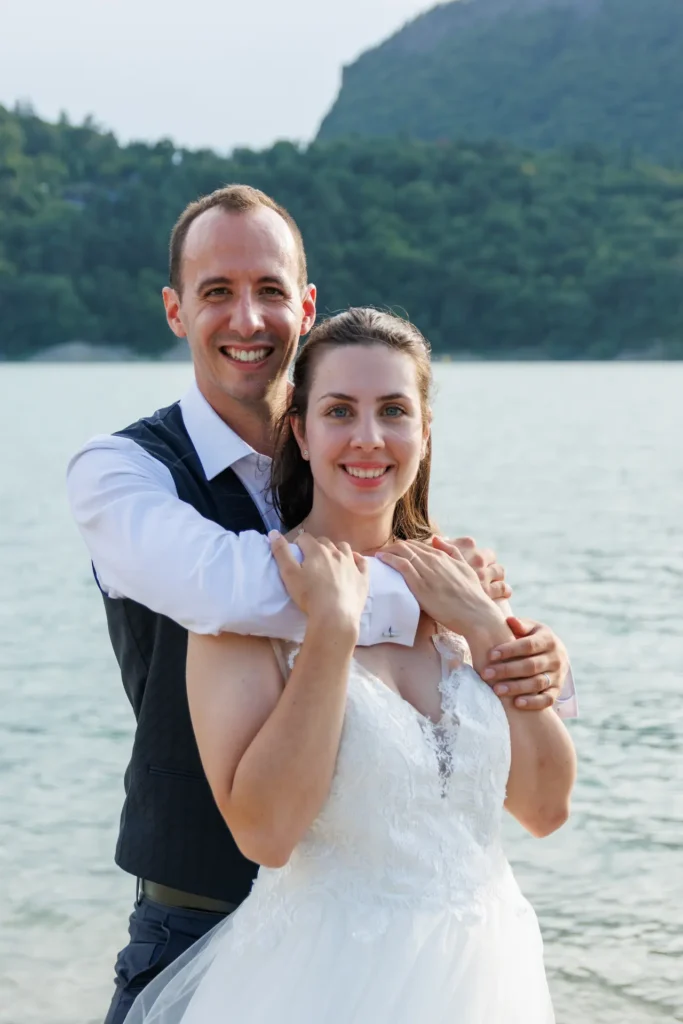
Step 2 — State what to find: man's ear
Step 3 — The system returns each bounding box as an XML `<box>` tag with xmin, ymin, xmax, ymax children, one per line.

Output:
<box><xmin>300</xmin><ymin>284</ymin><xmax>317</xmax><ymax>336</ymax></box>
<box><xmin>162</xmin><ymin>287</ymin><xmax>187</xmax><ymax>339</ymax></box>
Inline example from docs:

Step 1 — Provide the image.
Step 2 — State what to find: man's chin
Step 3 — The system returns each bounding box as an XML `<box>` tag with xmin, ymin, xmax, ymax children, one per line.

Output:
<box><xmin>215</xmin><ymin>368</ymin><xmax>286</xmax><ymax>405</ymax></box>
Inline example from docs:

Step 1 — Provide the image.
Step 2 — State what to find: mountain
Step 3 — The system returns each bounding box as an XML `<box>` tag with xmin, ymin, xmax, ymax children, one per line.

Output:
<box><xmin>317</xmin><ymin>0</ymin><xmax>683</xmax><ymax>163</ymax></box>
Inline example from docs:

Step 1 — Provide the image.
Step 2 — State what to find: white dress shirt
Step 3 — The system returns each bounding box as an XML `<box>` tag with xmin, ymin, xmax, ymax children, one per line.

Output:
<box><xmin>67</xmin><ymin>382</ymin><xmax>420</xmax><ymax>646</ymax></box>
<box><xmin>67</xmin><ymin>381</ymin><xmax>577</xmax><ymax>716</ymax></box>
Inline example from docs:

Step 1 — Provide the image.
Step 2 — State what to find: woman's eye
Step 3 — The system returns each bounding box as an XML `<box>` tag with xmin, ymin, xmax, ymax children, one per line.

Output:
<box><xmin>327</xmin><ymin>406</ymin><xmax>350</xmax><ymax>418</ymax></box>
<box><xmin>383</xmin><ymin>405</ymin><xmax>405</xmax><ymax>417</ymax></box>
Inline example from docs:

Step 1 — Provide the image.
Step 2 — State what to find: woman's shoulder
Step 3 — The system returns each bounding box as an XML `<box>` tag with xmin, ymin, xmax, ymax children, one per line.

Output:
<box><xmin>187</xmin><ymin>631</ymin><xmax>283</xmax><ymax>681</ymax></box>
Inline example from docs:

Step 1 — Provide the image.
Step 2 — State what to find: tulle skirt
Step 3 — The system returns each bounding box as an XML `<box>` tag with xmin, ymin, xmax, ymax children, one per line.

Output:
<box><xmin>126</xmin><ymin>884</ymin><xmax>555</xmax><ymax>1023</ymax></box>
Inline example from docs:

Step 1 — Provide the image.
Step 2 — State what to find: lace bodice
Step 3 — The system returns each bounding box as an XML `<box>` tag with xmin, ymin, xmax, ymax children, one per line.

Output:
<box><xmin>232</xmin><ymin>632</ymin><xmax>517</xmax><ymax>951</ymax></box>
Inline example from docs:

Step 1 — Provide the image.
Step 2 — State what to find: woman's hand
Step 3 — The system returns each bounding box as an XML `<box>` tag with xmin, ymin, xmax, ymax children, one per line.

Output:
<box><xmin>270</xmin><ymin>530</ymin><xmax>369</xmax><ymax>636</ymax></box>
<box><xmin>376</xmin><ymin>537</ymin><xmax>504</xmax><ymax>639</ymax></box>
<box><xmin>435</xmin><ymin>535</ymin><xmax>512</xmax><ymax>603</ymax></box>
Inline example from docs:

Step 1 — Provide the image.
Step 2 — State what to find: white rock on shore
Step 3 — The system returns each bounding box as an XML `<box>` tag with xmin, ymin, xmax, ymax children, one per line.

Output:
<box><xmin>29</xmin><ymin>341</ymin><xmax>139</xmax><ymax>362</ymax></box>
<box><xmin>25</xmin><ymin>339</ymin><xmax>193</xmax><ymax>362</ymax></box>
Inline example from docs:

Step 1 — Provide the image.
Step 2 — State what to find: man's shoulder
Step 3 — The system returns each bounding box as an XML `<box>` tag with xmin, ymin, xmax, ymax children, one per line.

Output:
<box><xmin>114</xmin><ymin>400</ymin><xmax>183</xmax><ymax>442</ymax></box>
<box><xmin>114</xmin><ymin>401</ymin><xmax>201</xmax><ymax>475</ymax></box>
<box><xmin>66</xmin><ymin>400</ymin><xmax>187</xmax><ymax>487</ymax></box>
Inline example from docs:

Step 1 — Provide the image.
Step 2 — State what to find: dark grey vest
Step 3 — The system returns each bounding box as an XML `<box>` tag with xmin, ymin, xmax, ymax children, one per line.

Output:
<box><xmin>101</xmin><ymin>401</ymin><xmax>267</xmax><ymax>902</ymax></box>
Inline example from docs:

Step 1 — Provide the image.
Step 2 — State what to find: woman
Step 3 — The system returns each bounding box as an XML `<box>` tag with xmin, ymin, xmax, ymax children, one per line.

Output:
<box><xmin>129</xmin><ymin>308</ymin><xmax>576</xmax><ymax>1023</ymax></box>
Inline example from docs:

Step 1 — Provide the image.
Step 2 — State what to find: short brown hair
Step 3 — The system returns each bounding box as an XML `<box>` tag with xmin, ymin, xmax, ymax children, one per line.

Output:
<box><xmin>169</xmin><ymin>184</ymin><xmax>308</xmax><ymax>294</ymax></box>
<box><xmin>271</xmin><ymin>307</ymin><xmax>434</xmax><ymax>540</ymax></box>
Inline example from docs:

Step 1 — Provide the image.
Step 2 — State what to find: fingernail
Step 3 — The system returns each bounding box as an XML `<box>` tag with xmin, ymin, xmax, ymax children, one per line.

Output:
<box><xmin>495</xmin><ymin>684</ymin><xmax>508</xmax><ymax>695</ymax></box>
<box><xmin>490</xmin><ymin>650</ymin><xmax>501</xmax><ymax>661</ymax></box>
<box><xmin>483</xmin><ymin>669</ymin><xmax>495</xmax><ymax>680</ymax></box>
<box><xmin>517</xmin><ymin>698</ymin><xmax>527</xmax><ymax>707</ymax></box>
<box><xmin>268</xmin><ymin>530</ymin><xmax>281</xmax><ymax>543</ymax></box>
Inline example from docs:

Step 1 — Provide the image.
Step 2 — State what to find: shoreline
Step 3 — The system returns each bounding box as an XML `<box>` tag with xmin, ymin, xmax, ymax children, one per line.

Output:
<box><xmin>2</xmin><ymin>342</ymin><xmax>681</xmax><ymax>364</ymax></box>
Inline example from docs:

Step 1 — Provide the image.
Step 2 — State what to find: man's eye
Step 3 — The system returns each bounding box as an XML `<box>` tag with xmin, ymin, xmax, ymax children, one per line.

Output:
<box><xmin>206</xmin><ymin>287</ymin><xmax>229</xmax><ymax>298</ymax></box>
<box><xmin>261</xmin><ymin>286</ymin><xmax>284</xmax><ymax>296</ymax></box>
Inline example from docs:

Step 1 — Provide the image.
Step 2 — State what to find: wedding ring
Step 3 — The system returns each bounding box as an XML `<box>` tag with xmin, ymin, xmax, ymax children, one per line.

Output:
<box><xmin>542</xmin><ymin>672</ymin><xmax>551</xmax><ymax>689</ymax></box>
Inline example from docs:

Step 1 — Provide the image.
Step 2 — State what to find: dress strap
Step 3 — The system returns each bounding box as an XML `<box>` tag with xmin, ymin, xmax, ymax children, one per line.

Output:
<box><xmin>269</xmin><ymin>639</ymin><xmax>300</xmax><ymax>680</ymax></box>
<box><xmin>269</xmin><ymin>639</ymin><xmax>289</xmax><ymax>680</ymax></box>
<box><xmin>431</xmin><ymin>629</ymin><xmax>471</xmax><ymax>680</ymax></box>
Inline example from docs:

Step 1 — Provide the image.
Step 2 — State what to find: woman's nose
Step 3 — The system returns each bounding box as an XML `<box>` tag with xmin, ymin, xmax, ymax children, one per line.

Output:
<box><xmin>350</xmin><ymin>418</ymin><xmax>384</xmax><ymax>449</ymax></box>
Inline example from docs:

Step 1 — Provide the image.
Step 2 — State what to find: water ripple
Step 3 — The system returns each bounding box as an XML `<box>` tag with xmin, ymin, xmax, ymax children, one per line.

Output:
<box><xmin>1</xmin><ymin>362</ymin><xmax>681</xmax><ymax>1023</ymax></box>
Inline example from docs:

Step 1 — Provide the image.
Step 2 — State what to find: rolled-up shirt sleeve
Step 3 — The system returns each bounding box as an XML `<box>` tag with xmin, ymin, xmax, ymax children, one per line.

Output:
<box><xmin>66</xmin><ymin>436</ymin><xmax>420</xmax><ymax>645</ymax></box>
<box><xmin>554</xmin><ymin>671</ymin><xmax>578</xmax><ymax>719</ymax></box>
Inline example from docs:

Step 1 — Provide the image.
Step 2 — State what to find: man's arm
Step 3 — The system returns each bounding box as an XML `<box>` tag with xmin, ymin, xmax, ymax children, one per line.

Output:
<box><xmin>485</xmin><ymin>614</ymin><xmax>578</xmax><ymax>719</ymax></box>
<box><xmin>66</xmin><ymin>436</ymin><xmax>420</xmax><ymax>644</ymax></box>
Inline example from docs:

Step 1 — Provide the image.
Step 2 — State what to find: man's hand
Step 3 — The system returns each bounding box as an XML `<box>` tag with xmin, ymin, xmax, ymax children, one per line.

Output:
<box><xmin>482</xmin><ymin>616</ymin><xmax>569</xmax><ymax>711</ymax></box>
<box><xmin>431</xmin><ymin>535</ymin><xmax>512</xmax><ymax>603</ymax></box>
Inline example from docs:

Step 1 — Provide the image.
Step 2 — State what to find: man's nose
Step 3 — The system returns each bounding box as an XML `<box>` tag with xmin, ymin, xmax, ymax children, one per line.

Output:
<box><xmin>228</xmin><ymin>295</ymin><xmax>266</xmax><ymax>338</ymax></box>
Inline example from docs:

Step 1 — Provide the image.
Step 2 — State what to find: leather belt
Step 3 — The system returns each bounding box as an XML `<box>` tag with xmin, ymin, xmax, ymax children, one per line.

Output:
<box><xmin>140</xmin><ymin>879</ymin><xmax>238</xmax><ymax>915</ymax></box>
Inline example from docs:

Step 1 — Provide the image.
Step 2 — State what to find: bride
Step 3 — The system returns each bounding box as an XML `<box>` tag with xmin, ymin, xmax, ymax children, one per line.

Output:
<box><xmin>128</xmin><ymin>307</ymin><xmax>577</xmax><ymax>1023</ymax></box>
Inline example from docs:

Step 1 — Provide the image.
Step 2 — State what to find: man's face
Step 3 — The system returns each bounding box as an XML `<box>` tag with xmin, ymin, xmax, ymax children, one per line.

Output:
<box><xmin>163</xmin><ymin>207</ymin><xmax>316</xmax><ymax>415</ymax></box>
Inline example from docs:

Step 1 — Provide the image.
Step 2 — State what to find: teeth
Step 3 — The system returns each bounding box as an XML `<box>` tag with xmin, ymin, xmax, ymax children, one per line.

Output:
<box><xmin>345</xmin><ymin>466</ymin><xmax>389</xmax><ymax>479</ymax></box>
<box><xmin>224</xmin><ymin>348</ymin><xmax>271</xmax><ymax>363</ymax></box>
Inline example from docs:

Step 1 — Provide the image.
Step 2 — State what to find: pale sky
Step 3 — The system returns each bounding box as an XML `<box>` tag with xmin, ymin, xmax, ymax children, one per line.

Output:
<box><xmin>0</xmin><ymin>0</ymin><xmax>437</xmax><ymax>152</ymax></box>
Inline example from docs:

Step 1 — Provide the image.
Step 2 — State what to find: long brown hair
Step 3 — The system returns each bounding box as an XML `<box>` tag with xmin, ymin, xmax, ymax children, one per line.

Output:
<box><xmin>271</xmin><ymin>307</ymin><xmax>434</xmax><ymax>540</ymax></box>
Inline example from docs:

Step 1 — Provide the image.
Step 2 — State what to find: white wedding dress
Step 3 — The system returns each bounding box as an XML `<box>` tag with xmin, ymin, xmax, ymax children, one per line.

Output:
<box><xmin>128</xmin><ymin>632</ymin><xmax>555</xmax><ymax>1023</ymax></box>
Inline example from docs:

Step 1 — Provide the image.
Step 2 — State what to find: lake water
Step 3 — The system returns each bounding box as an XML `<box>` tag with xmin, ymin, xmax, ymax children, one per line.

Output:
<box><xmin>0</xmin><ymin>362</ymin><xmax>681</xmax><ymax>1024</ymax></box>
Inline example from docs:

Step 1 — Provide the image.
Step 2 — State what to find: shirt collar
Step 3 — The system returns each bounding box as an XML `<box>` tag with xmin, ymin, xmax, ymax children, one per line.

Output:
<box><xmin>179</xmin><ymin>380</ymin><xmax>265</xmax><ymax>481</ymax></box>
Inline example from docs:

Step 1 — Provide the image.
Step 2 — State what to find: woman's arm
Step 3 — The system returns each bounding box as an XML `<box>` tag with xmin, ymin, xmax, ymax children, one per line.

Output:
<box><xmin>188</xmin><ymin>621</ymin><xmax>357</xmax><ymax>868</ymax></box>
<box><xmin>187</xmin><ymin>536</ymin><xmax>368</xmax><ymax>869</ymax></box>
<box><xmin>502</xmin><ymin>701</ymin><xmax>577</xmax><ymax>837</ymax></box>
<box><xmin>466</xmin><ymin>618</ymin><xmax>577</xmax><ymax>838</ymax></box>
<box><xmin>377</xmin><ymin>539</ymin><xmax>577</xmax><ymax>839</ymax></box>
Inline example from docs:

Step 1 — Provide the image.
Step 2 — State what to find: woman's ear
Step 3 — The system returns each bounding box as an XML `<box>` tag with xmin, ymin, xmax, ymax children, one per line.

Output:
<box><xmin>290</xmin><ymin>414</ymin><xmax>309</xmax><ymax>460</ymax></box>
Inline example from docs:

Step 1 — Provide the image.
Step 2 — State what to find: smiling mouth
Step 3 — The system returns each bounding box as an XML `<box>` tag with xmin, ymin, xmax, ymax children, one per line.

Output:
<box><xmin>342</xmin><ymin>466</ymin><xmax>392</xmax><ymax>479</ymax></box>
<box><xmin>219</xmin><ymin>346</ymin><xmax>274</xmax><ymax>364</ymax></box>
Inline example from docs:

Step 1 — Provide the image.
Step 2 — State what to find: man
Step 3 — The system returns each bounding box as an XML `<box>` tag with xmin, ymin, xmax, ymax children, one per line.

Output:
<box><xmin>67</xmin><ymin>185</ymin><xmax>576</xmax><ymax>1023</ymax></box>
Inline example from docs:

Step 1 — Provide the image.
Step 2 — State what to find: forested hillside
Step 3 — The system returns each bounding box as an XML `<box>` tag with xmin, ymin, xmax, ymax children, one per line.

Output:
<box><xmin>318</xmin><ymin>0</ymin><xmax>683</xmax><ymax>163</ymax></box>
<box><xmin>2</xmin><ymin>104</ymin><xmax>683</xmax><ymax>359</ymax></box>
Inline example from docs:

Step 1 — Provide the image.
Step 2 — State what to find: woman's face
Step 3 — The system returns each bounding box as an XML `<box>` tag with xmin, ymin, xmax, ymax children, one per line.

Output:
<box><xmin>294</xmin><ymin>343</ymin><xmax>429</xmax><ymax>522</ymax></box>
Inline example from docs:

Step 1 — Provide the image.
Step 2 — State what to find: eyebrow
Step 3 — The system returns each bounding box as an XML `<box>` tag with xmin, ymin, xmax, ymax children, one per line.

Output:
<box><xmin>318</xmin><ymin>392</ymin><xmax>409</xmax><ymax>403</ymax></box>
<box><xmin>196</xmin><ymin>274</ymin><xmax>287</xmax><ymax>293</ymax></box>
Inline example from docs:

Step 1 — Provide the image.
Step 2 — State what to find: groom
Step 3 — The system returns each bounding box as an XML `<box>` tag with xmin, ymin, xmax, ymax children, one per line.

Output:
<box><xmin>67</xmin><ymin>185</ymin><xmax>576</xmax><ymax>1023</ymax></box>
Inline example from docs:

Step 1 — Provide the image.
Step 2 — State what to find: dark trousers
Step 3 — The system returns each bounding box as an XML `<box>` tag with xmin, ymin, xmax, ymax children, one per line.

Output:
<box><xmin>104</xmin><ymin>895</ymin><xmax>229</xmax><ymax>1024</ymax></box>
